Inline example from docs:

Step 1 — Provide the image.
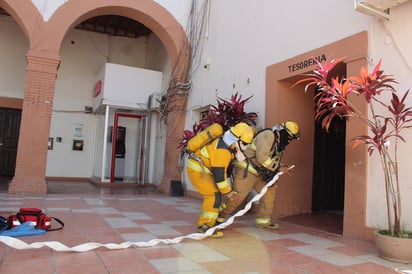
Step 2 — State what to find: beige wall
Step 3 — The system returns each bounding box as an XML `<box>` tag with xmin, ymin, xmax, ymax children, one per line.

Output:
<box><xmin>266</xmin><ymin>32</ymin><xmax>371</xmax><ymax>240</ymax></box>
<box><xmin>0</xmin><ymin>97</ymin><xmax>22</xmax><ymax>109</ymax></box>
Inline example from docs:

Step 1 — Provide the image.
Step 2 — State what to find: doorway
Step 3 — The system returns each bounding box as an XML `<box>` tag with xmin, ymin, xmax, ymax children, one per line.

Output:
<box><xmin>93</xmin><ymin>106</ymin><xmax>150</xmax><ymax>184</ymax></box>
<box><xmin>312</xmin><ymin>117</ymin><xmax>346</xmax><ymax>212</ymax></box>
<box><xmin>0</xmin><ymin>108</ymin><xmax>21</xmax><ymax>188</ymax></box>
<box><xmin>266</xmin><ymin>32</ymin><xmax>369</xmax><ymax>239</ymax></box>
<box><xmin>312</xmin><ymin>62</ymin><xmax>346</xmax><ymax>214</ymax></box>
<box><xmin>109</xmin><ymin>112</ymin><xmax>147</xmax><ymax>183</ymax></box>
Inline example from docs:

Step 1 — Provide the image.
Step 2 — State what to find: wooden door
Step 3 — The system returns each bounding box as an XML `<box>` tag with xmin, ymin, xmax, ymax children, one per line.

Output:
<box><xmin>0</xmin><ymin>108</ymin><xmax>21</xmax><ymax>176</ymax></box>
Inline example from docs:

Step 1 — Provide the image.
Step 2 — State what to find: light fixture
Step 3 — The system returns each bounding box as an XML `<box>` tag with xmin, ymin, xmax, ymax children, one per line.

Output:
<box><xmin>84</xmin><ymin>106</ymin><xmax>93</xmax><ymax>113</ymax></box>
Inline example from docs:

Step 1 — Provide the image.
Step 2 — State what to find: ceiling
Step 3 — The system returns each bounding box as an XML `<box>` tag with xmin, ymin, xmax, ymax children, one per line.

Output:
<box><xmin>75</xmin><ymin>15</ymin><xmax>152</xmax><ymax>39</ymax></box>
<box><xmin>0</xmin><ymin>8</ymin><xmax>152</xmax><ymax>39</ymax></box>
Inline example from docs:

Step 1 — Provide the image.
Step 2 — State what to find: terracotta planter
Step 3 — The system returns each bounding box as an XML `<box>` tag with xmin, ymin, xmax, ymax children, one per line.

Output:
<box><xmin>374</xmin><ymin>231</ymin><xmax>412</xmax><ymax>263</ymax></box>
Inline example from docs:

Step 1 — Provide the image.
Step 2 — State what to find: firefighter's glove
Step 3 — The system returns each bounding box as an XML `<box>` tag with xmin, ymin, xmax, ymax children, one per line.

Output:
<box><xmin>224</xmin><ymin>191</ymin><xmax>239</xmax><ymax>204</ymax></box>
<box><xmin>218</xmin><ymin>202</ymin><xmax>227</xmax><ymax>211</ymax></box>
<box><xmin>262</xmin><ymin>169</ymin><xmax>277</xmax><ymax>182</ymax></box>
<box><xmin>279</xmin><ymin>165</ymin><xmax>295</xmax><ymax>175</ymax></box>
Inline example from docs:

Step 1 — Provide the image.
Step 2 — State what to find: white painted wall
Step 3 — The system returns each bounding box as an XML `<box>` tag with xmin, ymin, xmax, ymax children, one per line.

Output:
<box><xmin>182</xmin><ymin>0</ymin><xmax>412</xmax><ymax>229</ymax></box>
<box><xmin>185</xmin><ymin>0</ymin><xmax>371</xmax><ymax>131</ymax></box>
<box><xmin>154</xmin><ymin>0</ymin><xmax>192</xmax><ymax>28</ymax></box>
<box><xmin>0</xmin><ymin>15</ymin><xmax>27</xmax><ymax>98</ymax></box>
<box><xmin>363</xmin><ymin>1</ymin><xmax>412</xmax><ymax>229</ymax></box>
<box><xmin>93</xmin><ymin>63</ymin><xmax>162</xmax><ymax>110</ymax></box>
<box><xmin>147</xmin><ymin>111</ymin><xmax>166</xmax><ymax>184</ymax></box>
<box><xmin>49</xmin><ymin>28</ymin><xmax>164</xmax><ymax>178</ymax></box>
<box><xmin>183</xmin><ymin>0</ymin><xmax>371</xmax><ymax>192</ymax></box>
<box><xmin>47</xmin><ymin>112</ymin><xmax>95</xmax><ymax>177</ymax></box>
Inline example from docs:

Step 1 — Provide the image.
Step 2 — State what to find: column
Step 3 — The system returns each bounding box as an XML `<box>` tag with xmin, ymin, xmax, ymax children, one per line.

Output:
<box><xmin>8</xmin><ymin>54</ymin><xmax>60</xmax><ymax>194</ymax></box>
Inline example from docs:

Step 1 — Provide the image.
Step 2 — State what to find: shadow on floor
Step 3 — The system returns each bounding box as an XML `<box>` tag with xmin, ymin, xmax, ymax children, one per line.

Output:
<box><xmin>0</xmin><ymin>176</ymin><xmax>159</xmax><ymax>195</ymax></box>
<box><xmin>0</xmin><ymin>176</ymin><xmax>11</xmax><ymax>192</ymax></box>
<box><xmin>47</xmin><ymin>181</ymin><xmax>159</xmax><ymax>195</ymax></box>
<box><xmin>279</xmin><ymin>211</ymin><xmax>343</xmax><ymax>234</ymax></box>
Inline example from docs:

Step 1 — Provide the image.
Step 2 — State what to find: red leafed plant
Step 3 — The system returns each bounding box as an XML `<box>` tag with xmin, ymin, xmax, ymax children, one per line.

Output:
<box><xmin>295</xmin><ymin>58</ymin><xmax>412</xmax><ymax>238</ymax></box>
<box><xmin>178</xmin><ymin>92</ymin><xmax>258</xmax><ymax>149</ymax></box>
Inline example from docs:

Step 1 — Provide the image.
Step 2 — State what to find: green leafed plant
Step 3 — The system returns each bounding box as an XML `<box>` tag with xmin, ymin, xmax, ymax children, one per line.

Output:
<box><xmin>295</xmin><ymin>58</ymin><xmax>412</xmax><ymax>238</ymax></box>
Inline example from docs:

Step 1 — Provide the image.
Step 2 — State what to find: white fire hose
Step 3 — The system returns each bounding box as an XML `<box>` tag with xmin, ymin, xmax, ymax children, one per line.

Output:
<box><xmin>0</xmin><ymin>171</ymin><xmax>285</xmax><ymax>252</ymax></box>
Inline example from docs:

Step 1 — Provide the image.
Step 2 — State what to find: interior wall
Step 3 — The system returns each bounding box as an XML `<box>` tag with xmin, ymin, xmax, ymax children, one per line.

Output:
<box><xmin>48</xmin><ymin>28</ymin><xmax>156</xmax><ymax>178</ymax></box>
<box><xmin>0</xmin><ymin>14</ymin><xmax>27</xmax><ymax>100</ymax></box>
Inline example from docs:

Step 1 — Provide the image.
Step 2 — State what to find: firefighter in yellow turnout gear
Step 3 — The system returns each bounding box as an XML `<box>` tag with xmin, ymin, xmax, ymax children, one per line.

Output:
<box><xmin>186</xmin><ymin>122</ymin><xmax>254</xmax><ymax>237</ymax></box>
<box><xmin>218</xmin><ymin>121</ymin><xmax>300</xmax><ymax>229</ymax></box>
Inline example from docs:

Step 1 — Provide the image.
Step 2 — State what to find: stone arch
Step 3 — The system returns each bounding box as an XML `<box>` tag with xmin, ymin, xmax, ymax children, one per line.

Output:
<box><xmin>5</xmin><ymin>0</ymin><xmax>189</xmax><ymax>193</ymax></box>
<box><xmin>44</xmin><ymin>1</ymin><xmax>191</xmax><ymax>190</ymax></box>
<box><xmin>1</xmin><ymin>0</ymin><xmax>189</xmax><ymax>79</ymax></box>
<box><xmin>44</xmin><ymin>0</ymin><xmax>189</xmax><ymax>77</ymax></box>
<box><xmin>0</xmin><ymin>0</ymin><xmax>42</xmax><ymax>45</ymax></box>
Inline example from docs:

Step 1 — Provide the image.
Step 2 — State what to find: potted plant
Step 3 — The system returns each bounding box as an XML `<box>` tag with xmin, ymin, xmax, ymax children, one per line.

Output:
<box><xmin>295</xmin><ymin>57</ymin><xmax>412</xmax><ymax>263</ymax></box>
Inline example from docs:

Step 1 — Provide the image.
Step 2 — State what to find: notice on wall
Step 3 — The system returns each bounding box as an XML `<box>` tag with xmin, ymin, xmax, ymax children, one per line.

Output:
<box><xmin>73</xmin><ymin>123</ymin><xmax>84</xmax><ymax>138</ymax></box>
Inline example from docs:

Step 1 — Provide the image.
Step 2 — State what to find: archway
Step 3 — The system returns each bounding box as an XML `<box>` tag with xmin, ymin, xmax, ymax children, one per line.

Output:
<box><xmin>2</xmin><ymin>0</ymin><xmax>189</xmax><ymax>193</ymax></box>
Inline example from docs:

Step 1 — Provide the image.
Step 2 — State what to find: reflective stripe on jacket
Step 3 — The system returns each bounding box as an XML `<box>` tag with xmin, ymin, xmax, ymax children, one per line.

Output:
<box><xmin>188</xmin><ymin>138</ymin><xmax>234</xmax><ymax>194</ymax></box>
<box><xmin>187</xmin><ymin>158</ymin><xmax>212</xmax><ymax>174</ymax></box>
<box><xmin>233</xmin><ymin>159</ymin><xmax>258</xmax><ymax>175</ymax></box>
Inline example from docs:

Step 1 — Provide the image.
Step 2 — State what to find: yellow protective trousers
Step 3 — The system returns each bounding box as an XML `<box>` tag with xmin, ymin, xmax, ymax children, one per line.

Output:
<box><xmin>186</xmin><ymin>159</ymin><xmax>222</xmax><ymax>227</ymax></box>
<box><xmin>219</xmin><ymin>166</ymin><xmax>276</xmax><ymax>225</ymax></box>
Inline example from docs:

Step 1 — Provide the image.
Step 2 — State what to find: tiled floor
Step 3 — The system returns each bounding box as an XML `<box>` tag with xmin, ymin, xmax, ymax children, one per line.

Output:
<box><xmin>0</xmin><ymin>180</ymin><xmax>410</xmax><ymax>274</ymax></box>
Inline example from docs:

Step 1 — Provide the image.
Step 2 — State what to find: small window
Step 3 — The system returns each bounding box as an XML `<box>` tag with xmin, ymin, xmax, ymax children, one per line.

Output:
<box><xmin>192</xmin><ymin>105</ymin><xmax>211</xmax><ymax>121</ymax></box>
<box><xmin>200</xmin><ymin>109</ymin><xmax>209</xmax><ymax>120</ymax></box>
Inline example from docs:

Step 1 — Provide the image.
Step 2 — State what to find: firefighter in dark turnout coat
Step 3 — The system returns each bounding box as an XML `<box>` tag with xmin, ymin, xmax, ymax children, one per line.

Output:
<box><xmin>218</xmin><ymin>121</ymin><xmax>300</xmax><ymax>229</ymax></box>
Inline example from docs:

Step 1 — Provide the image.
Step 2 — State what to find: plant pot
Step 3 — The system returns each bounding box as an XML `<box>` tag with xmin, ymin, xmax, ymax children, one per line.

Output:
<box><xmin>374</xmin><ymin>231</ymin><xmax>412</xmax><ymax>263</ymax></box>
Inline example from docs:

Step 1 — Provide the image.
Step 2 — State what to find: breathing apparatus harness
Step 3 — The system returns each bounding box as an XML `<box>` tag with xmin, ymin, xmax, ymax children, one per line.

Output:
<box><xmin>240</xmin><ymin>128</ymin><xmax>284</xmax><ymax>181</ymax></box>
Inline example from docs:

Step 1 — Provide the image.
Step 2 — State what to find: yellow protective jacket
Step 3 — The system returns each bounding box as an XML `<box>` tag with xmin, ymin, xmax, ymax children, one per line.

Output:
<box><xmin>187</xmin><ymin>137</ymin><xmax>234</xmax><ymax>194</ymax></box>
<box><xmin>234</xmin><ymin>129</ymin><xmax>282</xmax><ymax>174</ymax></box>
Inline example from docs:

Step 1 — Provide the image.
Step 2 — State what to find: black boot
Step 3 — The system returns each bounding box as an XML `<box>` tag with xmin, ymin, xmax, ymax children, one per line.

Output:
<box><xmin>198</xmin><ymin>224</ymin><xmax>224</xmax><ymax>238</ymax></box>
